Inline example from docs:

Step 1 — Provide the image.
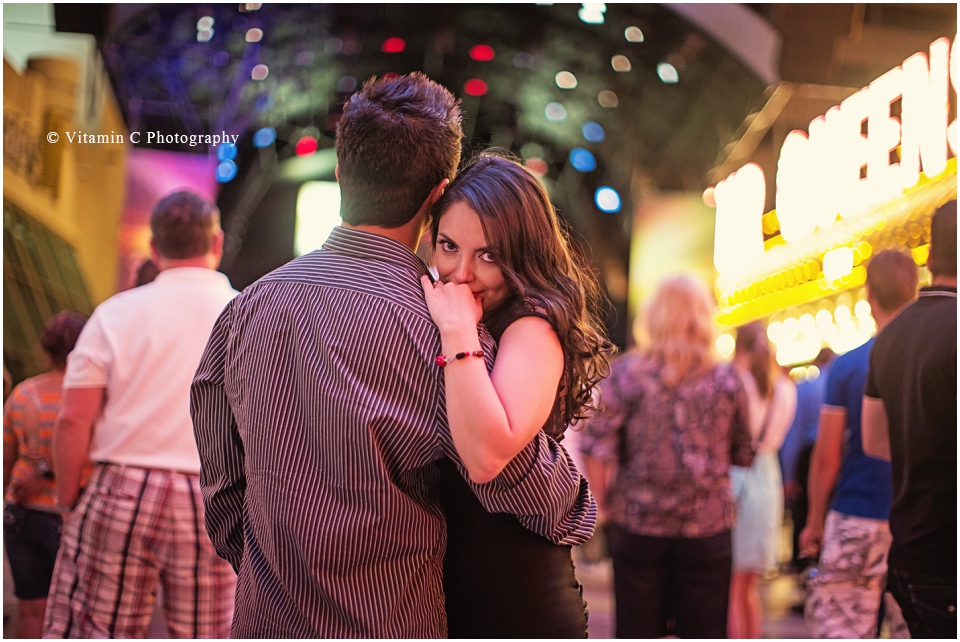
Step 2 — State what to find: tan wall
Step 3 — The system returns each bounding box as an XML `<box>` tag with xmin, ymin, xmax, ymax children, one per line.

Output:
<box><xmin>3</xmin><ymin>56</ymin><xmax>127</xmax><ymax>305</ymax></box>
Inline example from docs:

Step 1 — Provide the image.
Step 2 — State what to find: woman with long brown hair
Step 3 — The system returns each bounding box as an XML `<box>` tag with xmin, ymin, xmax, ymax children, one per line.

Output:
<box><xmin>728</xmin><ymin>321</ymin><xmax>797</xmax><ymax>638</ymax></box>
<box><xmin>580</xmin><ymin>275</ymin><xmax>755</xmax><ymax>638</ymax></box>
<box><xmin>420</xmin><ymin>152</ymin><xmax>613</xmax><ymax>637</ymax></box>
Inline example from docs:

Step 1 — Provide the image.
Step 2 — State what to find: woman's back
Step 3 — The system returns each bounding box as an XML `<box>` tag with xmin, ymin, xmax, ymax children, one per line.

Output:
<box><xmin>583</xmin><ymin>353</ymin><xmax>753</xmax><ymax>538</ymax></box>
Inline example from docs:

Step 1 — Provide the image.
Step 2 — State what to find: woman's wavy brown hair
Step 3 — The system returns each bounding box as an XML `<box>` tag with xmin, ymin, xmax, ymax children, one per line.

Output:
<box><xmin>430</xmin><ymin>151</ymin><xmax>614</xmax><ymax>432</ymax></box>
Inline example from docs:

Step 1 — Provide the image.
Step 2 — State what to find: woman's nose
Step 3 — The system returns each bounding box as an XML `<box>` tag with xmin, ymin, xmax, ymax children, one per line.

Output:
<box><xmin>453</xmin><ymin>260</ymin><xmax>474</xmax><ymax>284</ymax></box>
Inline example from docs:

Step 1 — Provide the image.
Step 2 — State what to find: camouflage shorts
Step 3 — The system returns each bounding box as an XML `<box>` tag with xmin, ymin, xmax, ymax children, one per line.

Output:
<box><xmin>805</xmin><ymin>510</ymin><xmax>908</xmax><ymax>638</ymax></box>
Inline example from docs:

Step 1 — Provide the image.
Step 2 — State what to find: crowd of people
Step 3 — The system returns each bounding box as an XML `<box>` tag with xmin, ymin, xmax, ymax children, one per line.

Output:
<box><xmin>2</xmin><ymin>72</ymin><xmax>956</xmax><ymax>639</ymax></box>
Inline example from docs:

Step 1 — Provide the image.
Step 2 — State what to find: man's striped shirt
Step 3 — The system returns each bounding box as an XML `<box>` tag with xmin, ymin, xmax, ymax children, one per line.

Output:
<box><xmin>190</xmin><ymin>226</ymin><xmax>596</xmax><ymax>638</ymax></box>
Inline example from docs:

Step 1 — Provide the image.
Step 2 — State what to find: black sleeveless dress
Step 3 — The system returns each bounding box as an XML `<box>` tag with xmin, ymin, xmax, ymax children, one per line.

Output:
<box><xmin>439</xmin><ymin>297</ymin><xmax>588</xmax><ymax>638</ymax></box>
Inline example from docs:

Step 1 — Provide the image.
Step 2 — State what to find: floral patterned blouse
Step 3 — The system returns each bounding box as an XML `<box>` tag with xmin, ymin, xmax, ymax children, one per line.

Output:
<box><xmin>579</xmin><ymin>352</ymin><xmax>754</xmax><ymax>538</ymax></box>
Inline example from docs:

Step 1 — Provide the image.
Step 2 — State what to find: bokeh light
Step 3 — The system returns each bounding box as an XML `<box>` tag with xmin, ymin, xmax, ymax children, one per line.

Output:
<box><xmin>216</xmin><ymin>160</ymin><xmax>237</xmax><ymax>183</ymax></box>
<box><xmin>657</xmin><ymin>62</ymin><xmax>679</xmax><ymax>83</ymax></box>
<box><xmin>295</xmin><ymin>136</ymin><xmax>318</xmax><ymax>156</ymax></box>
<box><xmin>469</xmin><ymin>44</ymin><xmax>495</xmax><ymax>61</ymax></box>
<box><xmin>625</xmin><ymin>26</ymin><xmax>644</xmax><ymax>42</ymax></box>
<box><xmin>246</xmin><ymin>28</ymin><xmax>263</xmax><ymax>43</ymax></box>
<box><xmin>381</xmin><ymin>37</ymin><xmax>405</xmax><ymax>53</ymax></box>
<box><xmin>570</xmin><ymin>148</ymin><xmax>597</xmax><ymax>172</ymax></box>
<box><xmin>595</xmin><ymin>186</ymin><xmax>622</xmax><ymax>212</ymax></box>
<box><xmin>598</xmin><ymin>90</ymin><xmax>619</xmax><ymax>107</ymax></box>
<box><xmin>545</xmin><ymin>102</ymin><xmax>567</xmax><ymax>121</ymax></box>
<box><xmin>611</xmin><ymin>55</ymin><xmax>632</xmax><ymax>72</ymax></box>
<box><xmin>582</xmin><ymin>122</ymin><xmax>605</xmax><ymax>142</ymax></box>
<box><xmin>251</xmin><ymin>64</ymin><xmax>269</xmax><ymax>80</ymax></box>
<box><xmin>555</xmin><ymin>71</ymin><xmax>578</xmax><ymax>89</ymax></box>
<box><xmin>217</xmin><ymin>142</ymin><xmax>237</xmax><ymax>162</ymax></box>
<box><xmin>463</xmin><ymin>79</ymin><xmax>488</xmax><ymax>96</ymax></box>
<box><xmin>253</xmin><ymin>127</ymin><xmax>276</xmax><ymax>148</ymax></box>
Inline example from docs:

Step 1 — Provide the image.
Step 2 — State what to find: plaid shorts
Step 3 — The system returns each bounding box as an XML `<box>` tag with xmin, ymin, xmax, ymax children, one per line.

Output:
<box><xmin>43</xmin><ymin>464</ymin><xmax>236</xmax><ymax>638</ymax></box>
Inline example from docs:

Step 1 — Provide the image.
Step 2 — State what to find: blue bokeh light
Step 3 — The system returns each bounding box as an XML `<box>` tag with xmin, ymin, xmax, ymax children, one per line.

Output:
<box><xmin>217</xmin><ymin>142</ymin><xmax>237</xmax><ymax>162</ymax></box>
<box><xmin>569</xmin><ymin>148</ymin><xmax>597</xmax><ymax>172</ymax></box>
<box><xmin>595</xmin><ymin>186</ymin><xmax>622</xmax><ymax>213</ymax></box>
<box><xmin>216</xmin><ymin>160</ymin><xmax>237</xmax><ymax>183</ymax></box>
<box><xmin>253</xmin><ymin>127</ymin><xmax>277</xmax><ymax>148</ymax></box>
<box><xmin>582</xmin><ymin>122</ymin><xmax>605</xmax><ymax>142</ymax></box>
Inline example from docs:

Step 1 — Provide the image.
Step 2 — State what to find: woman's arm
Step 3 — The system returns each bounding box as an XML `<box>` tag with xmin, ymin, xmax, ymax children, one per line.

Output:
<box><xmin>422</xmin><ymin>277</ymin><xmax>564</xmax><ymax>483</ymax></box>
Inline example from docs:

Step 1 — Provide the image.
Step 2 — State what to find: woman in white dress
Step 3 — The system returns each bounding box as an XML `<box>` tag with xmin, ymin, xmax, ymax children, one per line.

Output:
<box><xmin>728</xmin><ymin>321</ymin><xmax>797</xmax><ymax>638</ymax></box>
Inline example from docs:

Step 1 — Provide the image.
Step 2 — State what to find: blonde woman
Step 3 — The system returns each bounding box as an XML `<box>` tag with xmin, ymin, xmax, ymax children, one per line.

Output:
<box><xmin>581</xmin><ymin>275</ymin><xmax>754</xmax><ymax>638</ymax></box>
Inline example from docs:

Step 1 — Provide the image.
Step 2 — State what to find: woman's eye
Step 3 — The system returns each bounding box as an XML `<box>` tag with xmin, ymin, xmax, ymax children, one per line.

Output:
<box><xmin>479</xmin><ymin>252</ymin><xmax>496</xmax><ymax>264</ymax></box>
<box><xmin>440</xmin><ymin>241</ymin><xmax>457</xmax><ymax>252</ymax></box>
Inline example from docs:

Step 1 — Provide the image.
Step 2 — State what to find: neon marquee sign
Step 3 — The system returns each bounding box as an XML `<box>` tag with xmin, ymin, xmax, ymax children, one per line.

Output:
<box><xmin>714</xmin><ymin>36</ymin><xmax>958</xmax><ymax>278</ymax></box>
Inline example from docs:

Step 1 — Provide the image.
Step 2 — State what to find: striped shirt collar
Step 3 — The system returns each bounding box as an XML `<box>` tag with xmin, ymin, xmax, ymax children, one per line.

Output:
<box><xmin>323</xmin><ymin>226</ymin><xmax>430</xmax><ymax>279</ymax></box>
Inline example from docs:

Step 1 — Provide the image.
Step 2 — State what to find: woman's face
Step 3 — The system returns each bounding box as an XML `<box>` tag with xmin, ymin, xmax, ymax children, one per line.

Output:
<box><xmin>434</xmin><ymin>201</ymin><xmax>512</xmax><ymax>315</ymax></box>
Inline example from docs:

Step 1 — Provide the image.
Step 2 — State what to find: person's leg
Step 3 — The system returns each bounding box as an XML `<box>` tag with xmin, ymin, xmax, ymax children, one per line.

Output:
<box><xmin>158</xmin><ymin>473</ymin><xmax>236</xmax><ymax>638</ymax></box>
<box><xmin>671</xmin><ymin>530</ymin><xmax>732</xmax><ymax>638</ymax></box>
<box><xmin>608</xmin><ymin>525</ymin><xmax>669</xmax><ymax>639</ymax></box>
<box><xmin>43</xmin><ymin>465</ymin><xmax>160</xmax><ymax>638</ymax></box>
<box><xmin>16</xmin><ymin>597</ymin><xmax>47</xmax><ymax>638</ymax></box>
<box><xmin>887</xmin><ymin>568</ymin><xmax>957</xmax><ymax>638</ymax></box>
<box><xmin>805</xmin><ymin>511</ymin><xmax>893</xmax><ymax>638</ymax></box>
<box><xmin>728</xmin><ymin>571</ymin><xmax>759</xmax><ymax>638</ymax></box>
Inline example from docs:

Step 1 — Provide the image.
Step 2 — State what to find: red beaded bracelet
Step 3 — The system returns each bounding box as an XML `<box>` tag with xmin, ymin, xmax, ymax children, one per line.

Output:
<box><xmin>435</xmin><ymin>350</ymin><xmax>484</xmax><ymax>367</ymax></box>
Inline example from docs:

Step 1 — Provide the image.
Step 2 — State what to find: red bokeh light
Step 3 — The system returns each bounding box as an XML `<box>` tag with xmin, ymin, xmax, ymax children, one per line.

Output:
<box><xmin>382</xmin><ymin>71</ymin><xmax>400</xmax><ymax>80</ymax></box>
<box><xmin>463</xmin><ymin>79</ymin><xmax>488</xmax><ymax>97</ymax></box>
<box><xmin>524</xmin><ymin>158</ymin><xmax>548</xmax><ymax>177</ymax></box>
<box><xmin>469</xmin><ymin>44</ymin><xmax>495</xmax><ymax>62</ymax></box>
<box><xmin>295</xmin><ymin>136</ymin><xmax>318</xmax><ymax>156</ymax></box>
<box><xmin>381</xmin><ymin>37</ymin><xmax>406</xmax><ymax>54</ymax></box>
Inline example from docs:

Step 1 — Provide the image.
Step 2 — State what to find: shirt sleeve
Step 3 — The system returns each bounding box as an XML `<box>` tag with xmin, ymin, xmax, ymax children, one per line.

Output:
<box><xmin>436</xmin><ymin>325</ymin><xmax>596</xmax><ymax>546</ymax></box>
<box><xmin>578</xmin><ymin>357</ymin><xmax>633</xmax><ymax>465</ymax></box>
<box><xmin>823</xmin><ymin>357</ymin><xmax>846</xmax><ymax>407</ymax></box>
<box><xmin>190</xmin><ymin>301</ymin><xmax>246</xmax><ymax>572</ymax></box>
<box><xmin>864</xmin><ymin>349</ymin><xmax>881</xmax><ymax>399</ymax></box>
<box><xmin>63</xmin><ymin>310</ymin><xmax>112</xmax><ymax>389</ymax></box>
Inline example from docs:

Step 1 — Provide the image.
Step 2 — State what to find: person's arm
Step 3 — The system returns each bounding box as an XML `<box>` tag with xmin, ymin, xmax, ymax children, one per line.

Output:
<box><xmin>583</xmin><ymin>455</ymin><xmax>612</xmax><ymax>521</ymax></box>
<box><xmin>190</xmin><ymin>303</ymin><xmax>246</xmax><ymax>571</ymax></box>
<box><xmin>798</xmin><ymin>406</ymin><xmax>845</xmax><ymax>556</ymax></box>
<box><xmin>730</xmin><ymin>375</ymin><xmax>756</xmax><ymax>467</ymax></box>
<box><xmin>421</xmin><ymin>276</ymin><xmax>564</xmax><ymax>483</ymax></box>
<box><xmin>53</xmin><ymin>387</ymin><xmax>105</xmax><ymax>509</ymax></box>
<box><xmin>861</xmin><ymin>396</ymin><xmax>891</xmax><ymax>461</ymax></box>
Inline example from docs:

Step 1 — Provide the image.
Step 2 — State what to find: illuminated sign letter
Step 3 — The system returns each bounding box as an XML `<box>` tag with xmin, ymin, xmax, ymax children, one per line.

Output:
<box><xmin>776</xmin><ymin>131</ymin><xmax>816</xmax><ymax>242</ymax></box>
<box><xmin>839</xmin><ymin>87</ymin><xmax>873</xmax><ymax>218</ymax></box>
<box><xmin>901</xmin><ymin>37</ymin><xmax>950</xmax><ymax>188</ymax></box>
<box><xmin>714</xmin><ymin>163</ymin><xmax>765</xmax><ymax>277</ymax></box>
<box><xmin>867</xmin><ymin>67</ymin><xmax>904</xmax><ymax>203</ymax></box>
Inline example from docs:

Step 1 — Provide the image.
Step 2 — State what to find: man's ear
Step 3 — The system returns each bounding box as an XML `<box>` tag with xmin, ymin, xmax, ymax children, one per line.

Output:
<box><xmin>427</xmin><ymin>178</ymin><xmax>449</xmax><ymax>207</ymax></box>
<box><xmin>149</xmin><ymin>239</ymin><xmax>162</xmax><ymax>266</ymax></box>
<box><xmin>211</xmin><ymin>230</ymin><xmax>225</xmax><ymax>263</ymax></box>
<box><xmin>335</xmin><ymin>164</ymin><xmax>340</xmax><ymax>182</ymax></box>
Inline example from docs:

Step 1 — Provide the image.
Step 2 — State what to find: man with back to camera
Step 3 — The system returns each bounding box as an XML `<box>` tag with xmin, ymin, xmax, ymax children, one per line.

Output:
<box><xmin>190</xmin><ymin>72</ymin><xmax>595</xmax><ymax>638</ymax></box>
<box><xmin>862</xmin><ymin>199</ymin><xmax>957</xmax><ymax>638</ymax></box>
<box><xmin>45</xmin><ymin>191</ymin><xmax>239</xmax><ymax>638</ymax></box>
<box><xmin>800</xmin><ymin>250</ymin><xmax>917</xmax><ymax>638</ymax></box>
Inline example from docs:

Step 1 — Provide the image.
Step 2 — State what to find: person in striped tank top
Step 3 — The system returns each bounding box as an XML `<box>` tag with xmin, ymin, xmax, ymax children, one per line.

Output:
<box><xmin>3</xmin><ymin>311</ymin><xmax>88</xmax><ymax>638</ymax></box>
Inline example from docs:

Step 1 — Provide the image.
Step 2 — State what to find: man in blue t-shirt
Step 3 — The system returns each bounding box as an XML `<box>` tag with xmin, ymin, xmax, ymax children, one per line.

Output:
<box><xmin>800</xmin><ymin>250</ymin><xmax>918</xmax><ymax>638</ymax></box>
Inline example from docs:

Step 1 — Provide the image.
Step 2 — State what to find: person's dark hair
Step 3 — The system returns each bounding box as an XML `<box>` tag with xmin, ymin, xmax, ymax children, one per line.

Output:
<box><xmin>812</xmin><ymin>348</ymin><xmax>835</xmax><ymax>368</ymax></box>
<box><xmin>336</xmin><ymin>73</ymin><xmax>463</xmax><ymax>228</ymax></box>
<box><xmin>866</xmin><ymin>249</ymin><xmax>918</xmax><ymax>312</ymax></box>
<box><xmin>150</xmin><ymin>191</ymin><xmax>220</xmax><ymax>259</ymax></box>
<box><xmin>135</xmin><ymin>259</ymin><xmax>159</xmax><ymax>287</ymax></box>
<box><xmin>735</xmin><ymin>321</ymin><xmax>775</xmax><ymax>398</ymax></box>
<box><xmin>40</xmin><ymin>310</ymin><xmax>87</xmax><ymax>370</ymax></box>
<box><xmin>928</xmin><ymin>199</ymin><xmax>957</xmax><ymax>278</ymax></box>
<box><xmin>430</xmin><ymin>152</ymin><xmax>614</xmax><ymax>434</ymax></box>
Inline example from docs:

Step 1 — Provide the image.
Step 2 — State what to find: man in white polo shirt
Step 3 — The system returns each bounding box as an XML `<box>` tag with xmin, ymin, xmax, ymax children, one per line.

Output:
<box><xmin>44</xmin><ymin>191</ymin><xmax>238</xmax><ymax>638</ymax></box>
